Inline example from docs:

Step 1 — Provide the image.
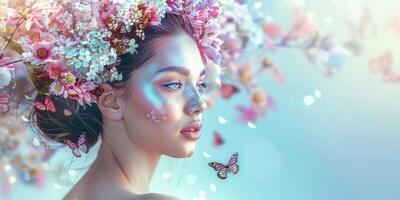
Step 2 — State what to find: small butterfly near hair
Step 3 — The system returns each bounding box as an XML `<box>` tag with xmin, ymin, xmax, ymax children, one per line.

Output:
<box><xmin>0</xmin><ymin>94</ymin><xmax>11</xmax><ymax>115</ymax></box>
<box><xmin>65</xmin><ymin>134</ymin><xmax>89</xmax><ymax>158</ymax></box>
<box><xmin>34</xmin><ymin>96</ymin><xmax>56</xmax><ymax>113</ymax></box>
<box><xmin>208</xmin><ymin>152</ymin><xmax>239</xmax><ymax>180</ymax></box>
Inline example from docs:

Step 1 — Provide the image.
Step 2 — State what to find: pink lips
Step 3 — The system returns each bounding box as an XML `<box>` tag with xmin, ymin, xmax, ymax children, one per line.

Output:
<box><xmin>180</xmin><ymin>121</ymin><xmax>202</xmax><ymax>140</ymax></box>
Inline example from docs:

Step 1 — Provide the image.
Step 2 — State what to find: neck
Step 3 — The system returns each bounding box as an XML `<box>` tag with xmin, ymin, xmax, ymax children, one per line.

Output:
<box><xmin>89</xmin><ymin>123</ymin><xmax>161</xmax><ymax>194</ymax></box>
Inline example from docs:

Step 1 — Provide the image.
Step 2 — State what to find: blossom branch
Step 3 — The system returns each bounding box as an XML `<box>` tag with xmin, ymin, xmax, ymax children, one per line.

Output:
<box><xmin>0</xmin><ymin>59</ymin><xmax>23</xmax><ymax>67</ymax></box>
<box><xmin>2</xmin><ymin>17</ymin><xmax>26</xmax><ymax>51</ymax></box>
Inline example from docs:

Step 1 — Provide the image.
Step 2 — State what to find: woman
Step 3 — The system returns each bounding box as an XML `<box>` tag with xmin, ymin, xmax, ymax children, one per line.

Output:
<box><xmin>21</xmin><ymin>1</ymin><xmax>223</xmax><ymax>199</ymax></box>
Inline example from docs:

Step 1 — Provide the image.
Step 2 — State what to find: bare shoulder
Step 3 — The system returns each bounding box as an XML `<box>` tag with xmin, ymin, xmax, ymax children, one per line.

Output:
<box><xmin>132</xmin><ymin>193</ymin><xmax>183</xmax><ymax>200</ymax></box>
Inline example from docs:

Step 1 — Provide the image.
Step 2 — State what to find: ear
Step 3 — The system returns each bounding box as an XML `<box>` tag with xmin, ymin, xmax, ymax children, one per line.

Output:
<box><xmin>97</xmin><ymin>83</ymin><xmax>124</xmax><ymax>120</ymax></box>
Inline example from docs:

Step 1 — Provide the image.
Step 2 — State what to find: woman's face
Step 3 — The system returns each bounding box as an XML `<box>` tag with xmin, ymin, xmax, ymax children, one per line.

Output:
<box><xmin>121</xmin><ymin>31</ymin><xmax>208</xmax><ymax>158</ymax></box>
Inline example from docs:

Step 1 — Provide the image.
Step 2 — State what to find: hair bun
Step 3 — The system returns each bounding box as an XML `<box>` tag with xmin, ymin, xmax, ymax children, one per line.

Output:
<box><xmin>30</xmin><ymin>94</ymin><xmax>102</xmax><ymax>148</ymax></box>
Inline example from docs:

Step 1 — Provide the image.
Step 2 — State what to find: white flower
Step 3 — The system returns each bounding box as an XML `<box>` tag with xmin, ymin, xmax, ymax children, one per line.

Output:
<box><xmin>128</xmin><ymin>39</ymin><xmax>139</xmax><ymax>55</ymax></box>
<box><xmin>0</xmin><ymin>67</ymin><xmax>12</xmax><ymax>89</ymax></box>
<box><xmin>22</xmin><ymin>52</ymin><xmax>33</xmax><ymax>62</ymax></box>
<box><xmin>109</xmin><ymin>67</ymin><xmax>123</xmax><ymax>82</ymax></box>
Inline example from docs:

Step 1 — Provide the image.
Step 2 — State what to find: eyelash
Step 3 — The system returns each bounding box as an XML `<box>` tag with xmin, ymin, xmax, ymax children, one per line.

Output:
<box><xmin>163</xmin><ymin>80</ymin><xmax>209</xmax><ymax>93</ymax></box>
<box><xmin>163</xmin><ymin>81</ymin><xmax>183</xmax><ymax>90</ymax></box>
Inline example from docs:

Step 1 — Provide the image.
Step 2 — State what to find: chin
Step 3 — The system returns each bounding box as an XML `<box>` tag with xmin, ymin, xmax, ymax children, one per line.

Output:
<box><xmin>167</xmin><ymin>143</ymin><xmax>196</xmax><ymax>158</ymax></box>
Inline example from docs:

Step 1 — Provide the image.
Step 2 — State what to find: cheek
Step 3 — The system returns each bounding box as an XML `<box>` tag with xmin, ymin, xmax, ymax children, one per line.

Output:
<box><xmin>162</xmin><ymin>99</ymin><xmax>182</xmax><ymax>133</ymax></box>
<box><xmin>129</xmin><ymin>82</ymin><xmax>183</xmax><ymax>133</ymax></box>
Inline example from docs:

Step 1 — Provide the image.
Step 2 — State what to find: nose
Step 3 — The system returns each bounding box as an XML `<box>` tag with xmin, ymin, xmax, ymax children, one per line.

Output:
<box><xmin>184</xmin><ymin>88</ymin><xmax>208</xmax><ymax>116</ymax></box>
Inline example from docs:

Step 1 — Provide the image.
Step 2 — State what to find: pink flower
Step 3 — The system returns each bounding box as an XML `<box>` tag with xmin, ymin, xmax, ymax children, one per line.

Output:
<box><xmin>100</xmin><ymin>0</ymin><xmax>117</xmax><ymax>21</ymax></box>
<box><xmin>5</xmin><ymin>7</ymin><xmax>20</xmax><ymax>26</ymax></box>
<box><xmin>166</xmin><ymin>0</ymin><xmax>183</xmax><ymax>14</ymax></box>
<box><xmin>65</xmin><ymin>85</ymin><xmax>82</xmax><ymax>101</ymax></box>
<box><xmin>35</xmin><ymin>45</ymin><xmax>52</xmax><ymax>61</ymax></box>
<box><xmin>290</xmin><ymin>5</ymin><xmax>317</xmax><ymax>38</ymax></box>
<box><xmin>208</xmin><ymin>4</ymin><xmax>220</xmax><ymax>18</ymax></box>
<box><xmin>0</xmin><ymin>56</ymin><xmax>13</xmax><ymax>68</ymax></box>
<box><xmin>184</xmin><ymin>0</ymin><xmax>200</xmax><ymax>9</ymax></box>
<box><xmin>61</xmin><ymin>72</ymin><xmax>76</xmax><ymax>86</ymax></box>
<box><xmin>24</xmin><ymin>2</ymin><xmax>46</xmax><ymax>31</ymax></box>
<box><xmin>264</xmin><ymin>23</ymin><xmax>283</xmax><ymax>39</ymax></box>
<box><xmin>263</xmin><ymin>22</ymin><xmax>283</xmax><ymax>51</ymax></box>
<box><xmin>79</xmin><ymin>81</ymin><xmax>97</xmax><ymax>105</ymax></box>
<box><xmin>237</xmin><ymin>62</ymin><xmax>255</xmax><ymax>86</ymax></box>
<box><xmin>47</xmin><ymin>63</ymin><xmax>65</xmax><ymax>80</ymax></box>
<box><xmin>251</xmin><ymin>88</ymin><xmax>268</xmax><ymax>111</ymax></box>
<box><xmin>21</xmin><ymin>40</ymin><xmax>55</xmax><ymax>64</ymax></box>
<box><xmin>141</xmin><ymin>6</ymin><xmax>161</xmax><ymax>28</ymax></box>
<box><xmin>203</xmin><ymin>45</ymin><xmax>221</xmax><ymax>65</ymax></box>
<box><xmin>5</xmin><ymin>2</ymin><xmax>46</xmax><ymax>30</ymax></box>
<box><xmin>199</xmin><ymin>37</ymin><xmax>222</xmax><ymax>65</ymax></box>
<box><xmin>204</xmin><ymin>23</ymin><xmax>219</xmax><ymax>35</ymax></box>
<box><xmin>192</xmin><ymin>10</ymin><xmax>208</xmax><ymax>29</ymax></box>
<box><xmin>49</xmin><ymin>81</ymin><xmax>65</xmax><ymax>96</ymax></box>
<box><xmin>65</xmin><ymin>81</ymin><xmax>96</xmax><ymax>106</ymax></box>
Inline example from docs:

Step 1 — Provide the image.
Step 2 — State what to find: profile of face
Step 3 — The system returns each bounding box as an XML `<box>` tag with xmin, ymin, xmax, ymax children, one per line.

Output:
<box><xmin>109</xmin><ymin>31</ymin><xmax>208</xmax><ymax>158</ymax></box>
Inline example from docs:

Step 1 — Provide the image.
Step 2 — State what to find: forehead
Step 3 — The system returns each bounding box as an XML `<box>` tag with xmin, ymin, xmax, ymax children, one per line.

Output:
<box><xmin>137</xmin><ymin>32</ymin><xmax>205</xmax><ymax>78</ymax></box>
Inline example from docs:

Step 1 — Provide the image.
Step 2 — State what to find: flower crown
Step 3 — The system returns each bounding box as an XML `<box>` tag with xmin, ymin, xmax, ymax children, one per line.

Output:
<box><xmin>1</xmin><ymin>0</ymin><xmax>223</xmax><ymax>108</ymax></box>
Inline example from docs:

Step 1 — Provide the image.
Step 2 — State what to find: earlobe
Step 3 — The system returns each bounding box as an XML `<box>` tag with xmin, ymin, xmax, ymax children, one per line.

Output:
<box><xmin>97</xmin><ymin>84</ymin><xmax>124</xmax><ymax>121</ymax></box>
<box><xmin>113</xmin><ymin>112</ymin><xmax>123</xmax><ymax>120</ymax></box>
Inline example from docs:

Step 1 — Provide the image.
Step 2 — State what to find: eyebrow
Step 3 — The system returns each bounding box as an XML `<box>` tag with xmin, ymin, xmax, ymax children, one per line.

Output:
<box><xmin>157</xmin><ymin>66</ymin><xmax>206</xmax><ymax>77</ymax></box>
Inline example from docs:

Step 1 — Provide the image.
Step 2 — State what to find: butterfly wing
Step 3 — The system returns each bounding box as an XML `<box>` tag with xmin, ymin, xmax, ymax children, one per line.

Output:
<box><xmin>209</xmin><ymin>162</ymin><xmax>229</xmax><ymax>179</ymax></box>
<box><xmin>0</xmin><ymin>95</ymin><xmax>9</xmax><ymax>103</ymax></box>
<box><xmin>0</xmin><ymin>103</ymin><xmax>10</xmax><ymax>114</ymax></box>
<box><xmin>227</xmin><ymin>152</ymin><xmax>239</xmax><ymax>167</ymax></box>
<box><xmin>34</xmin><ymin>101</ymin><xmax>46</xmax><ymax>111</ymax></box>
<box><xmin>228</xmin><ymin>164</ymin><xmax>240</xmax><ymax>174</ymax></box>
<box><xmin>217</xmin><ymin>168</ymin><xmax>228</xmax><ymax>180</ymax></box>
<box><xmin>369</xmin><ymin>52</ymin><xmax>392</xmax><ymax>74</ymax></box>
<box><xmin>0</xmin><ymin>95</ymin><xmax>10</xmax><ymax>114</ymax></box>
<box><xmin>213</xmin><ymin>131</ymin><xmax>224</xmax><ymax>147</ymax></box>
<box><xmin>77</xmin><ymin>134</ymin><xmax>88</xmax><ymax>154</ymax></box>
<box><xmin>220</xmin><ymin>83</ymin><xmax>239</xmax><ymax>99</ymax></box>
<box><xmin>45</xmin><ymin>96</ymin><xmax>56</xmax><ymax>113</ymax></box>
<box><xmin>72</xmin><ymin>148</ymin><xmax>81</xmax><ymax>158</ymax></box>
<box><xmin>208</xmin><ymin>162</ymin><xmax>227</xmax><ymax>171</ymax></box>
<box><xmin>226</xmin><ymin>153</ymin><xmax>239</xmax><ymax>176</ymax></box>
<box><xmin>66</xmin><ymin>140</ymin><xmax>81</xmax><ymax>158</ymax></box>
<box><xmin>383</xmin><ymin>72</ymin><xmax>400</xmax><ymax>83</ymax></box>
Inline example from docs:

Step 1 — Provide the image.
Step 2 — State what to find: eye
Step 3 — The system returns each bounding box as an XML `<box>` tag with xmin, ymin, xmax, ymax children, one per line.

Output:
<box><xmin>197</xmin><ymin>81</ymin><xmax>209</xmax><ymax>93</ymax></box>
<box><xmin>162</xmin><ymin>80</ymin><xmax>183</xmax><ymax>90</ymax></box>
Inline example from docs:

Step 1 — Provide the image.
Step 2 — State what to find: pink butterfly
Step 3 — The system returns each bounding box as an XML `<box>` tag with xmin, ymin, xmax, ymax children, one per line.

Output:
<box><xmin>208</xmin><ymin>152</ymin><xmax>239</xmax><ymax>180</ymax></box>
<box><xmin>0</xmin><ymin>95</ymin><xmax>10</xmax><ymax>114</ymax></box>
<box><xmin>236</xmin><ymin>105</ymin><xmax>258</xmax><ymax>123</ymax></box>
<box><xmin>34</xmin><ymin>96</ymin><xmax>56</xmax><ymax>113</ymax></box>
<box><xmin>65</xmin><ymin>134</ymin><xmax>89</xmax><ymax>158</ymax></box>
<box><xmin>369</xmin><ymin>51</ymin><xmax>400</xmax><ymax>83</ymax></box>
<box><xmin>345</xmin><ymin>6</ymin><xmax>376</xmax><ymax>40</ymax></box>
<box><xmin>213</xmin><ymin>131</ymin><xmax>224</xmax><ymax>148</ymax></box>
<box><xmin>220</xmin><ymin>82</ymin><xmax>239</xmax><ymax>99</ymax></box>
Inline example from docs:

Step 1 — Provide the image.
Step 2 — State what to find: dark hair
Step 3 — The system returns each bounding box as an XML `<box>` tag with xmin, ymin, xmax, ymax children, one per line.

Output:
<box><xmin>29</xmin><ymin>13</ymin><xmax>196</xmax><ymax>148</ymax></box>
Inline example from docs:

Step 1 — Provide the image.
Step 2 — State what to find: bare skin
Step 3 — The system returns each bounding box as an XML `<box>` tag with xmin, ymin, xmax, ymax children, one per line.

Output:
<box><xmin>64</xmin><ymin>31</ymin><xmax>208</xmax><ymax>200</ymax></box>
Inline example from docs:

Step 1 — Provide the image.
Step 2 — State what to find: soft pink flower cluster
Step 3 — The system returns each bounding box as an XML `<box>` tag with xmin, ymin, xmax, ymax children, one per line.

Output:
<box><xmin>1</xmin><ymin>0</ymin><xmax>223</xmax><ymax>108</ymax></box>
